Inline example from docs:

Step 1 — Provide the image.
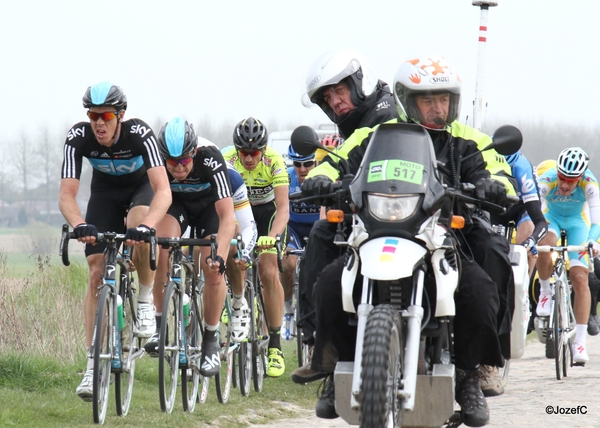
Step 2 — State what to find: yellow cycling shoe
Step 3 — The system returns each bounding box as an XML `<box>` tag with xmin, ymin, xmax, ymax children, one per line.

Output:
<box><xmin>267</xmin><ymin>348</ymin><xmax>285</xmax><ymax>377</ymax></box>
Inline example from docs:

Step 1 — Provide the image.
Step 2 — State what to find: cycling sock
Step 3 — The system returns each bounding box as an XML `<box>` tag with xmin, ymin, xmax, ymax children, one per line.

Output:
<box><xmin>86</xmin><ymin>358</ymin><xmax>94</xmax><ymax>371</ymax></box>
<box><xmin>138</xmin><ymin>282</ymin><xmax>154</xmax><ymax>303</ymax></box>
<box><xmin>155</xmin><ymin>314</ymin><xmax>162</xmax><ymax>330</ymax></box>
<box><xmin>268</xmin><ymin>328</ymin><xmax>281</xmax><ymax>349</ymax></box>
<box><xmin>204</xmin><ymin>325</ymin><xmax>218</xmax><ymax>342</ymax></box>
<box><xmin>539</xmin><ymin>278</ymin><xmax>551</xmax><ymax>295</ymax></box>
<box><xmin>232</xmin><ymin>292</ymin><xmax>243</xmax><ymax>301</ymax></box>
<box><xmin>575</xmin><ymin>324</ymin><xmax>588</xmax><ymax>345</ymax></box>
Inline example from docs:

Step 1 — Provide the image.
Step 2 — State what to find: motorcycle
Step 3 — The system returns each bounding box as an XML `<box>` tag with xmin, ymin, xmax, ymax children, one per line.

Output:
<box><xmin>291</xmin><ymin>122</ymin><xmax>521</xmax><ymax>428</ymax></box>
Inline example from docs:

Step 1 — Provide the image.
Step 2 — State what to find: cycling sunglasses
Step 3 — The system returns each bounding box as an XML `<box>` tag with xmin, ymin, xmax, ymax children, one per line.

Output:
<box><xmin>165</xmin><ymin>156</ymin><xmax>194</xmax><ymax>167</ymax></box>
<box><xmin>557</xmin><ymin>172</ymin><xmax>581</xmax><ymax>183</ymax></box>
<box><xmin>87</xmin><ymin>111</ymin><xmax>119</xmax><ymax>122</ymax></box>
<box><xmin>239</xmin><ymin>149</ymin><xmax>262</xmax><ymax>157</ymax></box>
<box><xmin>293</xmin><ymin>160</ymin><xmax>315</xmax><ymax>168</ymax></box>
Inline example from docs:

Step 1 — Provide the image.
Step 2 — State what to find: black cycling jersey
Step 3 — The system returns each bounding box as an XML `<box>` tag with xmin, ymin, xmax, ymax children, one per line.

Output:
<box><xmin>167</xmin><ymin>142</ymin><xmax>233</xmax><ymax>214</ymax></box>
<box><xmin>61</xmin><ymin>118</ymin><xmax>163</xmax><ymax>191</ymax></box>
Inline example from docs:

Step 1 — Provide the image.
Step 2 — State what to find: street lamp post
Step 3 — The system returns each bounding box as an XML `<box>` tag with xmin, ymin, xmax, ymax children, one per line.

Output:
<box><xmin>472</xmin><ymin>1</ymin><xmax>498</xmax><ymax>130</ymax></box>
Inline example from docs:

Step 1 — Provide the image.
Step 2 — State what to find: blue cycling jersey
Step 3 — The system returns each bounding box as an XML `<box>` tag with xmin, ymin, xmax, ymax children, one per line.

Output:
<box><xmin>288</xmin><ymin>166</ymin><xmax>320</xmax><ymax>225</ymax></box>
<box><xmin>509</xmin><ymin>153</ymin><xmax>539</xmax><ymax>204</ymax></box>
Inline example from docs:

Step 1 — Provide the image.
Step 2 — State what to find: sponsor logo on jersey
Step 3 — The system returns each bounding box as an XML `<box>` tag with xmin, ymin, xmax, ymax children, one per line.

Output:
<box><xmin>203</xmin><ymin>157</ymin><xmax>222</xmax><ymax>171</ymax></box>
<box><xmin>130</xmin><ymin>124</ymin><xmax>152</xmax><ymax>138</ymax></box>
<box><xmin>67</xmin><ymin>126</ymin><xmax>85</xmax><ymax>141</ymax></box>
<box><xmin>88</xmin><ymin>156</ymin><xmax>144</xmax><ymax>175</ymax></box>
<box><xmin>100</xmin><ymin>153</ymin><xmax>110</xmax><ymax>158</ymax></box>
<box><xmin>170</xmin><ymin>182</ymin><xmax>211</xmax><ymax>193</ymax></box>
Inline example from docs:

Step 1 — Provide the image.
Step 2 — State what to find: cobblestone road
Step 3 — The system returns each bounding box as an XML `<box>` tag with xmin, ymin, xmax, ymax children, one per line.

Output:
<box><xmin>250</xmin><ymin>334</ymin><xmax>600</xmax><ymax>427</ymax></box>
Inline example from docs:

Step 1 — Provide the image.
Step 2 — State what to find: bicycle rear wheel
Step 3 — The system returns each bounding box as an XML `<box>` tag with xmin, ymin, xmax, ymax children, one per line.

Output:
<box><xmin>159</xmin><ymin>281</ymin><xmax>180</xmax><ymax>413</ymax></box>
<box><xmin>115</xmin><ymin>274</ymin><xmax>137</xmax><ymax>416</ymax></box>
<box><xmin>92</xmin><ymin>286</ymin><xmax>112</xmax><ymax>424</ymax></box>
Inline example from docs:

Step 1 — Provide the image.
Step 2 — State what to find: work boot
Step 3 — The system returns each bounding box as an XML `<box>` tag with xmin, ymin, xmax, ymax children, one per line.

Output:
<box><xmin>292</xmin><ymin>345</ymin><xmax>326</xmax><ymax>384</ymax></box>
<box><xmin>455</xmin><ymin>368</ymin><xmax>489</xmax><ymax>427</ymax></box>
<box><xmin>315</xmin><ymin>375</ymin><xmax>338</xmax><ymax>419</ymax></box>
<box><xmin>478</xmin><ymin>365</ymin><xmax>504</xmax><ymax>397</ymax></box>
<box><xmin>588</xmin><ymin>316</ymin><xmax>599</xmax><ymax>336</ymax></box>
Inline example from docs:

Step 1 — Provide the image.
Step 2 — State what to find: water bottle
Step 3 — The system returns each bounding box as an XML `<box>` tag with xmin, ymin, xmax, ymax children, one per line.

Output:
<box><xmin>183</xmin><ymin>293</ymin><xmax>191</xmax><ymax>327</ymax></box>
<box><xmin>283</xmin><ymin>313</ymin><xmax>293</xmax><ymax>340</ymax></box>
<box><xmin>116</xmin><ymin>295</ymin><xmax>124</xmax><ymax>331</ymax></box>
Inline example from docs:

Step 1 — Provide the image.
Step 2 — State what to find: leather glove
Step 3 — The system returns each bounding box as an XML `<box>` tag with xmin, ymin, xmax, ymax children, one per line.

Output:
<box><xmin>475</xmin><ymin>178</ymin><xmax>507</xmax><ymax>205</ymax></box>
<box><xmin>125</xmin><ymin>224</ymin><xmax>151</xmax><ymax>242</ymax></box>
<box><xmin>302</xmin><ymin>176</ymin><xmax>338</xmax><ymax>205</ymax></box>
<box><xmin>73</xmin><ymin>223</ymin><xmax>98</xmax><ymax>239</ymax></box>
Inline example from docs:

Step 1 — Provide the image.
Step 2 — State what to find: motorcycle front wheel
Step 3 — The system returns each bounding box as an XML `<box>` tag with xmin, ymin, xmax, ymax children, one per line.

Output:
<box><xmin>360</xmin><ymin>304</ymin><xmax>404</xmax><ymax>428</ymax></box>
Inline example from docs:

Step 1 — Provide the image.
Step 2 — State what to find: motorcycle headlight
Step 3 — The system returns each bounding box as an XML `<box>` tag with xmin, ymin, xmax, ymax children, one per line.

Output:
<box><xmin>367</xmin><ymin>193</ymin><xmax>420</xmax><ymax>222</ymax></box>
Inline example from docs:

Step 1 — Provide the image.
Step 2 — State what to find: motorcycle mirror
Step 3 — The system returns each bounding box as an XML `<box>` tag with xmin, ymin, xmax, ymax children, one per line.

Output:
<box><xmin>291</xmin><ymin>125</ymin><xmax>321</xmax><ymax>156</ymax></box>
<box><xmin>491</xmin><ymin>125</ymin><xmax>523</xmax><ymax>156</ymax></box>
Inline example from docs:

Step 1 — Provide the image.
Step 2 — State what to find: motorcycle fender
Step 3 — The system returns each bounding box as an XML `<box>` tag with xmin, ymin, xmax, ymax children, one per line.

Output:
<box><xmin>342</xmin><ymin>248</ymin><xmax>359</xmax><ymax>313</ymax></box>
<box><xmin>431</xmin><ymin>249</ymin><xmax>458</xmax><ymax>317</ymax></box>
<box><xmin>359</xmin><ymin>237</ymin><xmax>426</xmax><ymax>280</ymax></box>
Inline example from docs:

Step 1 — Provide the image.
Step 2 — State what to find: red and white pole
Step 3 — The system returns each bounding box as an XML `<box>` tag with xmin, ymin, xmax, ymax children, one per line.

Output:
<box><xmin>472</xmin><ymin>1</ymin><xmax>498</xmax><ymax>130</ymax></box>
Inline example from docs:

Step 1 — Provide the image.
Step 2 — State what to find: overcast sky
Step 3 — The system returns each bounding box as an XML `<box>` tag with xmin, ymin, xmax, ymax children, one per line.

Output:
<box><xmin>1</xmin><ymin>0</ymin><xmax>599</xmax><ymax>144</ymax></box>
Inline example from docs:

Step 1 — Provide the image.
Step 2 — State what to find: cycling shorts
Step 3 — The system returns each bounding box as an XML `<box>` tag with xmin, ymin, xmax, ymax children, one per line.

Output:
<box><xmin>84</xmin><ymin>178</ymin><xmax>153</xmax><ymax>256</ymax></box>
<box><xmin>166</xmin><ymin>197</ymin><xmax>220</xmax><ymax>238</ymax></box>
<box><xmin>251</xmin><ymin>201</ymin><xmax>289</xmax><ymax>255</ymax></box>
<box><xmin>544</xmin><ymin>211</ymin><xmax>590</xmax><ymax>268</ymax></box>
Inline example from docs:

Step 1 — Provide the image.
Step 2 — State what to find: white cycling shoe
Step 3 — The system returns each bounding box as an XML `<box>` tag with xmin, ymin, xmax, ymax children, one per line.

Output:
<box><xmin>230</xmin><ymin>297</ymin><xmax>250</xmax><ymax>342</ymax></box>
<box><xmin>536</xmin><ymin>293</ymin><xmax>552</xmax><ymax>317</ymax></box>
<box><xmin>573</xmin><ymin>342</ymin><xmax>589</xmax><ymax>365</ymax></box>
<box><xmin>76</xmin><ymin>369</ymin><xmax>93</xmax><ymax>402</ymax></box>
<box><xmin>135</xmin><ymin>301</ymin><xmax>156</xmax><ymax>338</ymax></box>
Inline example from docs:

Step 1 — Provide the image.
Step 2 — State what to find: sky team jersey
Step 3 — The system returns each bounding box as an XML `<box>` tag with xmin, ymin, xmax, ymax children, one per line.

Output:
<box><xmin>61</xmin><ymin>118</ymin><xmax>163</xmax><ymax>190</ymax></box>
<box><xmin>539</xmin><ymin>167</ymin><xmax>600</xmax><ymax>242</ymax></box>
<box><xmin>287</xmin><ymin>166</ymin><xmax>320</xmax><ymax>224</ymax></box>
<box><xmin>511</xmin><ymin>153</ymin><xmax>540</xmax><ymax>204</ymax></box>
<box><xmin>223</xmin><ymin>146</ymin><xmax>288</xmax><ymax>205</ymax></box>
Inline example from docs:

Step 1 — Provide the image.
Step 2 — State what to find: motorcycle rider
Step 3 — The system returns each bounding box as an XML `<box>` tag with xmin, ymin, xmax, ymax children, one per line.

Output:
<box><xmin>292</xmin><ymin>49</ymin><xmax>398</xmax><ymax>385</ymax></box>
<box><xmin>301</xmin><ymin>54</ymin><xmax>517</xmax><ymax>427</ymax></box>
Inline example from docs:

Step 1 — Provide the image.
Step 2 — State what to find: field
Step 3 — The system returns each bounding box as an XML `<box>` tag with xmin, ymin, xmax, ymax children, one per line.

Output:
<box><xmin>0</xmin><ymin>224</ymin><xmax>319</xmax><ymax>426</ymax></box>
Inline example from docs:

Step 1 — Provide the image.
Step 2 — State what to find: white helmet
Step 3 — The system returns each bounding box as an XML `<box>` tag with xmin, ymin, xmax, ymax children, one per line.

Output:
<box><xmin>393</xmin><ymin>54</ymin><xmax>461</xmax><ymax>128</ymax></box>
<box><xmin>557</xmin><ymin>147</ymin><xmax>589</xmax><ymax>179</ymax></box>
<box><xmin>301</xmin><ymin>49</ymin><xmax>377</xmax><ymax>122</ymax></box>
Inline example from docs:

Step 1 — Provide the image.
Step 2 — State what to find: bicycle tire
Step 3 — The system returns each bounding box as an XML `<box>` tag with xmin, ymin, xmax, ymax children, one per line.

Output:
<box><xmin>182</xmin><ymin>291</ymin><xmax>201</xmax><ymax>412</ymax></box>
<box><xmin>554</xmin><ymin>279</ymin><xmax>565</xmax><ymax>380</ymax></box>
<box><xmin>115</xmin><ymin>273</ymin><xmax>137</xmax><ymax>416</ymax></box>
<box><xmin>92</xmin><ymin>286</ymin><xmax>112</xmax><ymax>424</ymax></box>
<box><xmin>194</xmin><ymin>280</ymin><xmax>211</xmax><ymax>404</ymax></box>
<box><xmin>158</xmin><ymin>281</ymin><xmax>180</xmax><ymax>413</ymax></box>
<box><xmin>215</xmin><ymin>295</ymin><xmax>233</xmax><ymax>404</ymax></box>
<box><xmin>238</xmin><ymin>283</ymin><xmax>254</xmax><ymax>396</ymax></box>
<box><xmin>252</xmin><ymin>284</ymin><xmax>268</xmax><ymax>392</ymax></box>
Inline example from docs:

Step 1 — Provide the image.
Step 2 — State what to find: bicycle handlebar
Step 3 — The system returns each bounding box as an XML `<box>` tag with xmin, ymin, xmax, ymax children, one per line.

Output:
<box><xmin>59</xmin><ymin>224</ymin><xmax>157</xmax><ymax>270</ymax></box>
<box><xmin>536</xmin><ymin>243</ymin><xmax>595</xmax><ymax>273</ymax></box>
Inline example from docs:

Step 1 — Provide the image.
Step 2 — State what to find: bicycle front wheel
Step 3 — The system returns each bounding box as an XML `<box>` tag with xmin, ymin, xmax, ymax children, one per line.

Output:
<box><xmin>92</xmin><ymin>286</ymin><xmax>112</xmax><ymax>424</ymax></box>
<box><xmin>252</xmin><ymin>284</ymin><xmax>268</xmax><ymax>393</ymax></box>
<box><xmin>158</xmin><ymin>281</ymin><xmax>180</xmax><ymax>413</ymax></box>
<box><xmin>181</xmin><ymin>291</ymin><xmax>201</xmax><ymax>412</ymax></box>
<box><xmin>554</xmin><ymin>280</ymin><xmax>566</xmax><ymax>380</ymax></box>
<box><xmin>215</xmin><ymin>296</ymin><xmax>234</xmax><ymax>403</ymax></box>
<box><xmin>115</xmin><ymin>274</ymin><xmax>137</xmax><ymax>416</ymax></box>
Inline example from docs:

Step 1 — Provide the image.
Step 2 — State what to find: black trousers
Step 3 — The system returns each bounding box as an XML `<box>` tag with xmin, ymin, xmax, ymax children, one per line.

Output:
<box><xmin>298</xmin><ymin>219</ymin><xmax>346</xmax><ymax>345</ymax></box>
<box><xmin>310</xmin><ymin>219</ymin><xmax>513</xmax><ymax>373</ymax></box>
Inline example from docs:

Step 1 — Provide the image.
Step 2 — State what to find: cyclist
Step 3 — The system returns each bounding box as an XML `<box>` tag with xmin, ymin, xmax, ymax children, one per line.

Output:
<box><xmin>301</xmin><ymin>54</ymin><xmax>517</xmax><ymax>426</ymax></box>
<box><xmin>146</xmin><ymin>118</ymin><xmax>236</xmax><ymax>376</ymax></box>
<box><xmin>58</xmin><ymin>82</ymin><xmax>171</xmax><ymax>401</ymax></box>
<box><xmin>222</xmin><ymin>117</ymin><xmax>290</xmax><ymax>377</ymax></box>
<box><xmin>281</xmin><ymin>146</ymin><xmax>321</xmax><ymax>326</ymax></box>
<box><xmin>292</xmin><ymin>50</ymin><xmax>399</xmax><ymax>395</ymax></box>
<box><xmin>535</xmin><ymin>147</ymin><xmax>600</xmax><ymax>364</ymax></box>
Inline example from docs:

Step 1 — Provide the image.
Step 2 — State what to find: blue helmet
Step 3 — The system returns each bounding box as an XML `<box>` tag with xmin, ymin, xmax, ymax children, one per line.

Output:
<box><xmin>82</xmin><ymin>82</ymin><xmax>127</xmax><ymax>110</ymax></box>
<box><xmin>288</xmin><ymin>144</ymin><xmax>315</xmax><ymax>162</ymax></box>
<box><xmin>157</xmin><ymin>117</ymin><xmax>197</xmax><ymax>159</ymax></box>
<box><xmin>505</xmin><ymin>150</ymin><xmax>521</xmax><ymax>167</ymax></box>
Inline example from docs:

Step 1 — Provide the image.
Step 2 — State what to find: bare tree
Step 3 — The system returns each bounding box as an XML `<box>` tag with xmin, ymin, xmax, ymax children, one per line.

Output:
<box><xmin>36</xmin><ymin>126</ymin><xmax>60</xmax><ymax>224</ymax></box>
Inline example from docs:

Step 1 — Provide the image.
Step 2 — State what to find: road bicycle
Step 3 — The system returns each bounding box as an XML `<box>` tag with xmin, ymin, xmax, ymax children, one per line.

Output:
<box><xmin>60</xmin><ymin>224</ymin><xmax>152</xmax><ymax>424</ymax></box>
<box><xmin>284</xmin><ymin>247</ymin><xmax>310</xmax><ymax>368</ymax></box>
<box><xmin>536</xmin><ymin>231</ymin><xmax>593</xmax><ymax>380</ymax></box>
<box><xmin>154</xmin><ymin>233</ymin><xmax>216</xmax><ymax>413</ymax></box>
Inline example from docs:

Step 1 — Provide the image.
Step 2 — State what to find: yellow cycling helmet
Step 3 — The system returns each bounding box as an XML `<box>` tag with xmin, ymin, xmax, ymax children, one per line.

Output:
<box><xmin>536</xmin><ymin>159</ymin><xmax>556</xmax><ymax>177</ymax></box>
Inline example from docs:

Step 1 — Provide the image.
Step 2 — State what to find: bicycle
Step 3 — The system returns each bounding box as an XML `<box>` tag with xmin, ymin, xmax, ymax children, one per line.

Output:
<box><xmin>536</xmin><ymin>231</ymin><xmax>594</xmax><ymax>380</ymax></box>
<box><xmin>284</xmin><ymin>247</ymin><xmax>310</xmax><ymax>368</ymax></box>
<box><xmin>60</xmin><ymin>224</ymin><xmax>152</xmax><ymax>424</ymax></box>
<box><xmin>154</xmin><ymin>232</ymin><xmax>217</xmax><ymax>413</ymax></box>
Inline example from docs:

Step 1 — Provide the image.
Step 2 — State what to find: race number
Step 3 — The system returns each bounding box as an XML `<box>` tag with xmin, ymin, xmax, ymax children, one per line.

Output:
<box><xmin>367</xmin><ymin>160</ymin><xmax>424</xmax><ymax>185</ymax></box>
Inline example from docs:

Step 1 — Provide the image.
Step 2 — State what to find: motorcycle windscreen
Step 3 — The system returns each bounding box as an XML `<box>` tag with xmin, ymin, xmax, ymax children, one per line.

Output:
<box><xmin>349</xmin><ymin>122</ymin><xmax>444</xmax><ymax>213</ymax></box>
